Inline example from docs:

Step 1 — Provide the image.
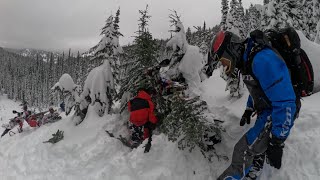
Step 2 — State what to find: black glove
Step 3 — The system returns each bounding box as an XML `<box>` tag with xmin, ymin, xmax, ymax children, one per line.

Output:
<box><xmin>266</xmin><ymin>134</ymin><xmax>285</xmax><ymax>169</ymax></box>
<box><xmin>240</xmin><ymin>109</ymin><xmax>254</xmax><ymax>126</ymax></box>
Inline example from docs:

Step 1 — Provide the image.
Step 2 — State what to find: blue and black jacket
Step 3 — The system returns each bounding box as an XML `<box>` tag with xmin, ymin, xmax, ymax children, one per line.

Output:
<box><xmin>241</xmin><ymin>39</ymin><xmax>297</xmax><ymax>140</ymax></box>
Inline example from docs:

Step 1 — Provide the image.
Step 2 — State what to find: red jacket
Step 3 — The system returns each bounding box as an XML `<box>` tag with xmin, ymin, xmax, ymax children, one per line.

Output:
<box><xmin>128</xmin><ymin>90</ymin><xmax>158</xmax><ymax>127</ymax></box>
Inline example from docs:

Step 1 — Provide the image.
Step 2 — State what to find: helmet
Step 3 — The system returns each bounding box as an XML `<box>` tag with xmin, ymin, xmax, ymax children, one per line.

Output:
<box><xmin>208</xmin><ymin>31</ymin><xmax>243</xmax><ymax>77</ymax></box>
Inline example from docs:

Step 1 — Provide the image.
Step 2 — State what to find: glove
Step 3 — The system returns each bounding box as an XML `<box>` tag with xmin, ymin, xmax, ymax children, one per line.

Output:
<box><xmin>266</xmin><ymin>134</ymin><xmax>285</xmax><ymax>169</ymax></box>
<box><xmin>240</xmin><ymin>108</ymin><xmax>254</xmax><ymax>126</ymax></box>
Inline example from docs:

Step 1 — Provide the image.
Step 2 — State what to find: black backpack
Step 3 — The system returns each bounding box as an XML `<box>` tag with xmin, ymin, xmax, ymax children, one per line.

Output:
<box><xmin>249</xmin><ymin>27</ymin><xmax>314</xmax><ymax>98</ymax></box>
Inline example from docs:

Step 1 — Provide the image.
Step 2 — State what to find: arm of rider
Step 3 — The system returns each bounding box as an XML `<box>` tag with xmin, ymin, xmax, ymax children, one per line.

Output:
<box><xmin>240</xmin><ymin>96</ymin><xmax>254</xmax><ymax>126</ymax></box>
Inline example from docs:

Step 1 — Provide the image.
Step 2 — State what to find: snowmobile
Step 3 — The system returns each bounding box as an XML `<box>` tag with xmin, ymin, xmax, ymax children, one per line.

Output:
<box><xmin>1</xmin><ymin>110</ymin><xmax>53</xmax><ymax>138</ymax></box>
<box><xmin>1</xmin><ymin>113</ymin><xmax>23</xmax><ymax>137</ymax></box>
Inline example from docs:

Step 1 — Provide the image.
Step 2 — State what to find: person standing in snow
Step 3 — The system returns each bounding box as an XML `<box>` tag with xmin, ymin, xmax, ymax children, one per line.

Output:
<box><xmin>127</xmin><ymin>87</ymin><xmax>158</xmax><ymax>148</ymax></box>
<box><xmin>208</xmin><ymin>31</ymin><xmax>299</xmax><ymax>180</ymax></box>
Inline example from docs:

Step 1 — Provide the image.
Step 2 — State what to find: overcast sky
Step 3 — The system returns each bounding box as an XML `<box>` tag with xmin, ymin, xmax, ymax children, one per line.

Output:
<box><xmin>0</xmin><ymin>0</ymin><xmax>262</xmax><ymax>52</ymax></box>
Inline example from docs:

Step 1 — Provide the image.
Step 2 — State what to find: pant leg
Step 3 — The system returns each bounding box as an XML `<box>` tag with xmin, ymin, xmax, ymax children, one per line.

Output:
<box><xmin>218</xmin><ymin>110</ymin><xmax>271</xmax><ymax>180</ymax></box>
<box><xmin>130</xmin><ymin>124</ymin><xmax>144</xmax><ymax>148</ymax></box>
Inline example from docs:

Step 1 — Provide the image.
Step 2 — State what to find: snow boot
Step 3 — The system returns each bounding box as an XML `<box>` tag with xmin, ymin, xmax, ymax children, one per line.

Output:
<box><xmin>129</xmin><ymin>124</ymin><xmax>144</xmax><ymax>148</ymax></box>
<box><xmin>245</xmin><ymin>153</ymin><xmax>266</xmax><ymax>180</ymax></box>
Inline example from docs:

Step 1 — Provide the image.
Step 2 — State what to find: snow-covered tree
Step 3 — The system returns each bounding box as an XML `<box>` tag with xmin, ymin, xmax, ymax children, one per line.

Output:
<box><xmin>52</xmin><ymin>74</ymin><xmax>79</xmax><ymax>116</ymax></box>
<box><xmin>113</xmin><ymin>7</ymin><xmax>123</xmax><ymax>38</ymax></box>
<box><xmin>165</xmin><ymin>11</ymin><xmax>203</xmax><ymax>90</ymax></box>
<box><xmin>91</xmin><ymin>14</ymin><xmax>123</xmax><ymax>91</ymax></box>
<box><xmin>299</xmin><ymin>0</ymin><xmax>320</xmax><ymax>40</ymax></box>
<box><xmin>159</xmin><ymin>11</ymin><xmax>223</xmax><ymax>154</ymax></box>
<box><xmin>314</xmin><ymin>21</ymin><xmax>320</xmax><ymax>43</ymax></box>
<box><xmin>118</xmin><ymin>5</ymin><xmax>158</xmax><ymax>105</ymax></box>
<box><xmin>248</xmin><ymin>4</ymin><xmax>262</xmax><ymax>32</ymax></box>
<box><xmin>186</xmin><ymin>27</ymin><xmax>192</xmax><ymax>43</ymax></box>
<box><xmin>81</xmin><ymin>60</ymin><xmax>114</xmax><ymax>117</ymax></box>
<box><xmin>87</xmin><ymin>12</ymin><xmax>123</xmax><ymax>115</ymax></box>
<box><xmin>221</xmin><ymin>0</ymin><xmax>229</xmax><ymax>31</ymax></box>
<box><xmin>262</xmin><ymin>0</ymin><xmax>304</xmax><ymax>31</ymax></box>
<box><xmin>226</xmin><ymin>0</ymin><xmax>246</xmax><ymax>38</ymax></box>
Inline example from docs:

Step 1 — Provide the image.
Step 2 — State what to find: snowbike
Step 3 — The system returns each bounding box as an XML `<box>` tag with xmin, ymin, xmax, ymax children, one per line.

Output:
<box><xmin>1</xmin><ymin>110</ymin><xmax>53</xmax><ymax>138</ymax></box>
<box><xmin>1</xmin><ymin>115</ymin><xmax>23</xmax><ymax>137</ymax></box>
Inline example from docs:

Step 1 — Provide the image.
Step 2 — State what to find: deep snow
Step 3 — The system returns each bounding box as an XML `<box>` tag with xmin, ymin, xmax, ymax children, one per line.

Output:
<box><xmin>0</xmin><ymin>70</ymin><xmax>319</xmax><ymax>180</ymax></box>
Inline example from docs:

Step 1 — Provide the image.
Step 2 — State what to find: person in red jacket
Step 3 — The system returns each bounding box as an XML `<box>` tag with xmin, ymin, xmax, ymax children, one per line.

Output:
<box><xmin>128</xmin><ymin>88</ymin><xmax>158</xmax><ymax>148</ymax></box>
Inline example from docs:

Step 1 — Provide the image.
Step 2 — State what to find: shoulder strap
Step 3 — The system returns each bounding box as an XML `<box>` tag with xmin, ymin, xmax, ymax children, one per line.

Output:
<box><xmin>244</xmin><ymin>42</ymin><xmax>267</xmax><ymax>78</ymax></box>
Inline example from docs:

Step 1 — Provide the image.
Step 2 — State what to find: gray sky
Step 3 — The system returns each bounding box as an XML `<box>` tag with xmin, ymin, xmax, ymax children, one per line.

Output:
<box><xmin>0</xmin><ymin>0</ymin><xmax>262</xmax><ymax>52</ymax></box>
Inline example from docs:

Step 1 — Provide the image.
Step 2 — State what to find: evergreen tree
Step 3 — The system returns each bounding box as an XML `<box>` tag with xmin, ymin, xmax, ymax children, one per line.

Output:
<box><xmin>302</xmin><ymin>0</ymin><xmax>320</xmax><ymax>40</ymax></box>
<box><xmin>186</xmin><ymin>27</ymin><xmax>192</xmax><ymax>43</ymax></box>
<box><xmin>248</xmin><ymin>4</ymin><xmax>262</xmax><ymax>32</ymax></box>
<box><xmin>221</xmin><ymin>0</ymin><xmax>229</xmax><ymax>31</ymax></box>
<box><xmin>277</xmin><ymin>0</ymin><xmax>303</xmax><ymax>30</ymax></box>
<box><xmin>94</xmin><ymin>14</ymin><xmax>123</xmax><ymax>82</ymax></box>
<box><xmin>226</xmin><ymin>0</ymin><xmax>246</xmax><ymax>38</ymax></box>
<box><xmin>314</xmin><ymin>20</ymin><xmax>320</xmax><ymax>43</ymax></box>
<box><xmin>118</xmin><ymin>5</ymin><xmax>158</xmax><ymax>104</ymax></box>
<box><xmin>262</xmin><ymin>0</ymin><xmax>304</xmax><ymax>31</ymax></box>
<box><xmin>48</xmin><ymin>53</ymin><xmax>54</xmax><ymax>105</ymax></box>
<box><xmin>261</xmin><ymin>0</ymin><xmax>277</xmax><ymax>29</ymax></box>
<box><xmin>113</xmin><ymin>7</ymin><xmax>123</xmax><ymax>37</ymax></box>
<box><xmin>89</xmin><ymin>12</ymin><xmax>123</xmax><ymax>111</ymax></box>
<box><xmin>157</xmin><ymin>11</ymin><xmax>224</xmax><ymax>155</ymax></box>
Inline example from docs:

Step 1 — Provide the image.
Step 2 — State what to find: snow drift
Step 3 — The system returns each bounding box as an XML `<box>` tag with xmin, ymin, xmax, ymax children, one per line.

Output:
<box><xmin>1</xmin><ymin>68</ymin><xmax>320</xmax><ymax>179</ymax></box>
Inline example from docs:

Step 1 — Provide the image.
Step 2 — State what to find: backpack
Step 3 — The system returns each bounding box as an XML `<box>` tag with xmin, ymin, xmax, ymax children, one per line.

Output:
<box><xmin>249</xmin><ymin>27</ymin><xmax>314</xmax><ymax>98</ymax></box>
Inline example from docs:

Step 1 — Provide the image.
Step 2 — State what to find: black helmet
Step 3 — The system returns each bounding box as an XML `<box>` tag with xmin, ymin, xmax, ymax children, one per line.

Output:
<box><xmin>208</xmin><ymin>31</ymin><xmax>243</xmax><ymax>77</ymax></box>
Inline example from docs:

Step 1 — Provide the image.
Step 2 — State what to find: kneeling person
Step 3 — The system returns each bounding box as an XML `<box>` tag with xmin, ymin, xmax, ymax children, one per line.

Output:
<box><xmin>128</xmin><ymin>88</ymin><xmax>158</xmax><ymax>148</ymax></box>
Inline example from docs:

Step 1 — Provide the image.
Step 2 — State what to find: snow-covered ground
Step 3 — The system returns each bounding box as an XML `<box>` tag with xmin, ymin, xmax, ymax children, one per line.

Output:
<box><xmin>0</xmin><ymin>70</ymin><xmax>319</xmax><ymax>180</ymax></box>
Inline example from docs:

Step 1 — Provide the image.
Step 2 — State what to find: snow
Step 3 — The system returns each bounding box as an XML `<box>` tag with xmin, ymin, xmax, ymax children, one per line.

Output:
<box><xmin>165</xmin><ymin>21</ymin><xmax>203</xmax><ymax>93</ymax></box>
<box><xmin>1</xmin><ymin>43</ymin><xmax>320</xmax><ymax>179</ymax></box>
<box><xmin>298</xmin><ymin>31</ymin><xmax>320</xmax><ymax>92</ymax></box>
<box><xmin>1</xmin><ymin>68</ymin><xmax>320</xmax><ymax>179</ymax></box>
<box><xmin>81</xmin><ymin>59</ymin><xmax>114</xmax><ymax>116</ymax></box>
<box><xmin>178</xmin><ymin>45</ymin><xmax>203</xmax><ymax>91</ymax></box>
<box><xmin>166</xmin><ymin>21</ymin><xmax>188</xmax><ymax>53</ymax></box>
<box><xmin>52</xmin><ymin>74</ymin><xmax>76</xmax><ymax>92</ymax></box>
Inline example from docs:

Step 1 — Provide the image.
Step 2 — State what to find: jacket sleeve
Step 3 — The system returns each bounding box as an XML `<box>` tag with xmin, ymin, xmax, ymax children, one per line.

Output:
<box><xmin>147</xmin><ymin>100</ymin><xmax>158</xmax><ymax>124</ymax></box>
<box><xmin>252</xmin><ymin>49</ymin><xmax>296</xmax><ymax>140</ymax></box>
<box><xmin>127</xmin><ymin>101</ymin><xmax>131</xmax><ymax>112</ymax></box>
<box><xmin>246</xmin><ymin>95</ymin><xmax>254</xmax><ymax>110</ymax></box>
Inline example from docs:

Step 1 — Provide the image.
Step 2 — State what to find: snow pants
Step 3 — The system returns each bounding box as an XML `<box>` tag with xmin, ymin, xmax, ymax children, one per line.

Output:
<box><xmin>130</xmin><ymin>124</ymin><xmax>144</xmax><ymax>144</ymax></box>
<box><xmin>217</xmin><ymin>110</ymin><xmax>272</xmax><ymax>180</ymax></box>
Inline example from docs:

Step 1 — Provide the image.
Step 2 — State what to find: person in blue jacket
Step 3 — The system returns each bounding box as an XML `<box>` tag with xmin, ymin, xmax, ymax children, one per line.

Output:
<box><xmin>207</xmin><ymin>31</ymin><xmax>299</xmax><ymax>180</ymax></box>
